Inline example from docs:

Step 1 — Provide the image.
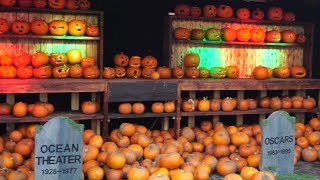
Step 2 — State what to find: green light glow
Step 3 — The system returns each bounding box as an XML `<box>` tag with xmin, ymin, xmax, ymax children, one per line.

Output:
<box><xmin>189</xmin><ymin>47</ymin><xmax>224</xmax><ymax>68</ymax></box>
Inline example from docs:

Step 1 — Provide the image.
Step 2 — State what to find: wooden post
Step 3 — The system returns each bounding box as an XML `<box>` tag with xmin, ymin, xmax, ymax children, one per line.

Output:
<box><xmin>39</xmin><ymin>93</ymin><xmax>48</xmax><ymax>102</ymax></box>
<box><xmin>162</xmin><ymin>117</ymin><xmax>169</xmax><ymax>130</ymax></box>
<box><xmin>90</xmin><ymin>92</ymin><xmax>100</xmax><ymax>135</ymax></box>
<box><xmin>6</xmin><ymin>94</ymin><xmax>15</xmax><ymax>132</ymax></box>
<box><xmin>175</xmin><ymin>85</ymin><xmax>182</xmax><ymax>138</ymax></box>
<box><xmin>188</xmin><ymin>91</ymin><xmax>196</xmax><ymax>128</ymax></box>
<box><xmin>236</xmin><ymin>90</ymin><xmax>244</xmax><ymax>126</ymax></box>
<box><xmin>212</xmin><ymin>90</ymin><xmax>220</xmax><ymax>124</ymax></box>
<box><xmin>295</xmin><ymin>90</ymin><xmax>306</xmax><ymax>123</ymax></box>
<box><xmin>259</xmin><ymin>90</ymin><xmax>267</xmax><ymax>123</ymax></box>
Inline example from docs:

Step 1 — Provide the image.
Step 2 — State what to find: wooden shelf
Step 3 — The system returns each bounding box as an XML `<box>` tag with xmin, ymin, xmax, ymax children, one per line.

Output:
<box><xmin>180</xmin><ymin>108</ymin><xmax>319</xmax><ymax>117</ymax></box>
<box><xmin>174</xmin><ymin>39</ymin><xmax>306</xmax><ymax>47</ymax></box>
<box><xmin>0</xmin><ymin>7</ymin><xmax>103</xmax><ymax>15</ymax></box>
<box><xmin>0</xmin><ymin>111</ymin><xmax>104</xmax><ymax>123</ymax></box>
<box><xmin>108</xmin><ymin>112</ymin><xmax>176</xmax><ymax>119</ymax></box>
<box><xmin>0</xmin><ymin>34</ymin><xmax>100</xmax><ymax>41</ymax></box>
<box><xmin>0</xmin><ymin>79</ymin><xmax>107</xmax><ymax>93</ymax></box>
<box><xmin>170</xmin><ymin>15</ymin><xmax>313</xmax><ymax>26</ymax></box>
<box><xmin>178</xmin><ymin>78</ymin><xmax>320</xmax><ymax>91</ymax></box>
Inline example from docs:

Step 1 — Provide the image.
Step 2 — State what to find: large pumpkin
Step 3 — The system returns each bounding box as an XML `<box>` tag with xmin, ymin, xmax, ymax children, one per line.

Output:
<box><xmin>48</xmin><ymin>20</ymin><xmax>68</xmax><ymax>36</ymax></box>
<box><xmin>250</xmin><ymin>28</ymin><xmax>265</xmax><ymax>42</ymax></box>
<box><xmin>236</xmin><ymin>28</ymin><xmax>251</xmax><ymax>42</ymax></box>
<box><xmin>267</xmin><ymin>7</ymin><xmax>283</xmax><ymax>21</ymax></box>
<box><xmin>222</xmin><ymin>28</ymin><xmax>236</xmax><ymax>41</ymax></box>
<box><xmin>184</xmin><ymin>53</ymin><xmax>200</xmax><ymax>68</ymax></box>
<box><xmin>11</xmin><ymin>20</ymin><xmax>30</xmax><ymax>35</ymax></box>
<box><xmin>48</xmin><ymin>0</ymin><xmax>66</xmax><ymax>9</ymax></box>
<box><xmin>0</xmin><ymin>18</ymin><xmax>9</xmax><ymax>34</ymax></box>
<box><xmin>68</xmin><ymin>19</ymin><xmax>86</xmax><ymax>36</ymax></box>
<box><xmin>217</xmin><ymin>5</ymin><xmax>233</xmax><ymax>18</ymax></box>
<box><xmin>30</xmin><ymin>19</ymin><xmax>49</xmax><ymax>35</ymax></box>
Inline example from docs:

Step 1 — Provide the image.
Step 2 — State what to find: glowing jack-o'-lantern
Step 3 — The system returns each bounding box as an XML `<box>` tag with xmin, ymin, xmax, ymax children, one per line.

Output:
<box><xmin>174</xmin><ymin>27</ymin><xmax>191</xmax><ymax>40</ymax></box>
<box><xmin>267</xmin><ymin>7</ymin><xmax>283</xmax><ymax>21</ymax></box>
<box><xmin>251</xmin><ymin>8</ymin><xmax>264</xmax><ymax>20</ymax></box>
<box><xmin>290</xmin><ymin>66</ymin><xmax>306</xmax><ymax>78</ymax></box>
<box><xmin>236</xmin><ymin>8</ymin><xmax>250</xmax><ymax>19</ymax></box>
<box><xmin>11</xmin><ymin>20</ymin><xmax>30</xmax><ymax>35</ymax></box>
<box><xmin>171</xmin><ymin>67</ymin><xmax>184</xmax><ymax>79</ymax></box>
<box><xmin>0</xmin><ymin>18</ymin><xmax>9</xmax><ymax>34</ymax></box>
<box><xmin>265</xmin><ymin>30</ymin><xmax>281</xmax><ymax>43</ymax></box>
<box><xmin>83</xmin><ymin>66</ymin><xmax>100</xmax><ymax>79</ymax></box>
<box><xmin>48</xmin><ymin>0</ymin><xmax>66</xmax><ymax>9</ymax></box>
<box><xmin>141</xmin><ymin>68</ymin><xmax>156</xmax><ymax>79</ymax></box>
<box><xmin>30</xmin><ymin>20</ymin><xmax>49</xmax><ymax>35</ymax></box>
<box><xmin>49</xmin><ymin>53</ymin><xmax>68</xmax><ymax>66</ymax></box>
<box><xmin>206</xmin><ymin>28</ymin><xmax>221</xmax><ymax>41</ymax></box>
<box><xmin>126</xmin><ymin>67</ymin><xmax>141</xmax><ymax>78</ymax></box>
<box><xmin>52</xmin><ymin>65</ymin><xmax>70</xmax><ymax>78</ymax></box>
<box><xmin>210</xmin><ymin>67</ymin><xmax>226</xmax><ymax>79</ymax></box>
<box><xmin>250</xmin><ymin>28</ymin><xmax>266</xmax><ymax>42</ymax></box>
<box><xmin>49</xmin><ymin>20</ymin><xmax>68</xmax><ymax>36</ymax></box>
<box><xmin>33</xmin><ymin>66</ymin><xmax>52</xmax><ymax>79</ymax></box>
<box><xmin>85</xmin><ymin>25</ymin><xmax>99</xmax><ymax>37</ymax></box>
<box><xmin>236</xmin><ymin>28</ymin><xmax>251</xmax><ymax>42</ymax></box>
<box><xmin>114</xmin><ymin>66</ymin><xmax>126</xmax><ymax>78</ymax></box>
<box><xmin>217</xmin><ymin>5</ymin><xmax>233</xmax><ymax>18</ymax></box>
<box><xmin>129</xmin><ymin>56</ymin><xmax>141</xmax><ymax>68</ymax></box>
<box><xmin>186</xmin><ymin>67</ymin><xmax>200</xmax><ymax>79</ymax></box>
<box><xmin>222</xmin><ymin>28</ymin><xmax>236</xmax><ymax>41</ymax></box>
<box><xmin>113</xmin><ymin>52</ymin><xmax>129</xmax><ymax>67</ymax></box>
<box><xmin>142</xmin><ymin>56</ymin><xmax>158</xmax><ymax>68</ymax></box>
<box><xmin>175</xmin><ymin>4</ymin><xmax>191</xmax><ymax>16</ymax></box>
<box><xmin>184</xmin><ymin>53</ymin><xmax>200</xmax><ymax>68</ymax></box>
<box><xmin>68</xmin><ymin>19</ymin><xmax>86</xmax><ymax>36</ymax></box>
<box><xmin>203</xmin><ymin>5</ymin><xmax>217</xmax><ymax>18</ymax></box>
<box><xmin>191</xmin><ymin>6</ymin><xmax>201</xmax><ymax>17</ymax></box>
<box><xmin>281</xmin><ymin>30</ymin><xmax>296</xmax><ymax>43</ymax></box>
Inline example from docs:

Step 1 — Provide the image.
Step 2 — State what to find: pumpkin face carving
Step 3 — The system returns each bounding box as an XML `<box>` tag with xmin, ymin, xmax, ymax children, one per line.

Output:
<box><xmin>126</xmin><ymin>67</ymin><xmax>141</xmax><ymax>79</ymax></box>
<box><xmin>52</xmin><ymin>65</ymin><xmax>70</xmax><ymax>78</ymax></box>
<box><xmin>267</xmin><ymin>7</ymin><xmax>283</xmax><ymax>21</ymax></box>
<box><xmin>68</xmin><ymin>19</ymin><xmax>86</xmax><ymax>36</ymax></box>
<box><xmin>175</xmin><ymin>4</ymin><xmax>191</xmax><ymax>16</ymax></box>
<box><xmin>11</xmin><ymin>20</ymin><xmax>30</xmax><ymax>35</ymax></box>
<box><xmin>103</xmin><ymin>67</ymin><xmax>115</xmax><ymax>79</ymax></box>
<box><xmin>66</xmin><ymin>0</ymin><xmax>79</xmax><ymax>9</ymax></box>
<box><xmin>83</xmin><ymin>66</ymin><xmax>100</xmax><ymax>79</ymax></box>
<box><xmin>184</xmin><ymin>53</ymin><xmax>200</xmax><ymax>68</ymax></box>
<box><xmin>186</xmin><ymin>67</ymin><xmax>200</xmax><ymax>79</ymax></box>
<box><xmin>30</xmin><ymin>20</ymin><xmax>49</xmax><ymax>35</ymax></box>
<box><xmin>226</xmin><ymin>66</ymin><xmax>239</xmax><ymax>79</ymax></box>
<box><xmin>142</xmin><ymin>56</ymin><xmax>158</xmax><ymax>68</ymax></box>
<box><xmin>210</xmin><ymin>67</ymin><xmax>226</xmax><ymax>79</ymax></box>
<box><xmin>171</xmin><ymin>67</ymin><xmax>184</xmax><ymax>79</ymax></box>
<box><xmin>114</xmin><ymin>66</ymin><xmax>126</xmax><ymax>78</ymax></box>
<box><xmin>191</xmin><ymin>6</ymin><xmax>202</xmax><ymax>17</ymax></box>
<box><xmin>250</xmin><ymin>28</ymin><xmax>265</xmax><ymax>42</ymax></box>
<box><xmin>174</xmin><ymin>27</ymin><xmax>191</xmax><ymax>40</ymax></box>
<box><xmin>48</xmin><ymin>0</ymin><xmax>66</xmax><ymax>9</ymax></box>
<box><xmin>296</xmin><ymin>33</ymin><xmax>307</xmax><ymax>44</ymax></box>
<box><xmin>222</xmin><ymin>28</ymin><xmax>237</xmax><ymax>41</ymax></box>
<box><xmin>113</xmin><ymin>53</ymin><xmax>129</xmax><ymax>67</ymax></box>
<box><xmin>129</xmin><ymin>56</ymin><xmax>141</xmax><ymax>68</ymax></box>
<box><xmin>274</xmin><ymin>67</ymin><xmax>290</xmax><ymax>78</ymax></box>
<box><xmin>191</xmin><ymin>29</ymin><xmax>205</xmax><ymax>40</ymax></box>
<box><xmin>0</xmin><ymin>66</ymin><xmax>16</xmax><ymax>79</ymax></box>
<box><xmin>251</xmin><ymin>8</ymin><xmax>264</xmax><ymax>20</ymax></box>
<box><xmin>78</xmin><ymin>0</ymin><xmax>90</xmax><ymax>10</ymax></box>
<box><xmin>283</xmin><ymin>12</ymin><xmax>296</xmax><ymax>22</ymax></box>
<box><xmin>203</xmin><ymin>5</ymin><xmax>217</xmax><ymax>18</ymax></box>
<box><xmin>33</xmin><ymin>66</ymin><xmax>52</xmax><ymax>79</ymax></box>
<box><xmin>141</xmin><ymin>68</ymin><xmax>156</xmax><ymax>78</ymax></box>
<box><xmin>85</xmin><ymin>25</ymin><xmax>99</xmax><ymax>37</ymax></box>
<box><xmin>236</xmin><ymin>28</ymin><xmax>251</xmax><ymax>42</ymax></box>
<box><xmin>281</xmin><ymin>30</ymin><xmax>296</xmax><ymax>43</ymax></box>
<box><xmin>217</xmin><ymin>5</ymin><xmax>233</xmax><ymax>18</ymax></box>
<box><xmin>49</xmin><ymin>20</ymin><xmax>68</xmax><ymax>36</ymax></box>
<box><xmin>0</xmin><ymin>18</ymin><xmax>9</xmax><ymax>34</ymax></box>
<box><xmin>236</xmin><ymin>8</ymin><xmax>250</xmax><ymax>19</ymax></box>
<box><xmin>265</xmin><ymin>30</ymin><xmax>281</xmax><ymax>43</ymax></box>
<box><xmin>49</xmin><ymin>53</ymin><xmax>68</xmax><ymax>66</ymax></box>
<box><xmin>206</xmin><ymin>28</ymin><xmax>221</xmax><ymax>41</ymax></box>
<box><xmin>290</xmin><ymin>66</ymin><xmax>306</xmax><ymax>78</ymax></box>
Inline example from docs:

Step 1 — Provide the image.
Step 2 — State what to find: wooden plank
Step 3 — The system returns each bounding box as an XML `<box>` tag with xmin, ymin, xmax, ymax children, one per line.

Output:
<box><xmin>188</xmin><ymin>91</ymin><xmax>196</xmax><ymax>128</ymax></box>
<box><xmin>108</xmin><ymin>112</ymin><xmax>177</xmax><ymax>119</ymax></box>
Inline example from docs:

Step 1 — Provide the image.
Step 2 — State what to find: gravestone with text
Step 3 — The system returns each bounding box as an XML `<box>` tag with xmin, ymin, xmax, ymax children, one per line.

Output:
<box><xmin>260</xmin><ymin>111</ymin><xmax>295</xmax><ymax>176</ymax></box>
<box><xmin>35</xmin><ymin>116</ymin><xmax>84</xmax><ymax>180</ymax></box>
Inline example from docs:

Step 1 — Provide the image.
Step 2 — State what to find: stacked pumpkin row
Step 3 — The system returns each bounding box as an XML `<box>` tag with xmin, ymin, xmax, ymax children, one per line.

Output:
<box><xmin>0</xmin><ymin>100</ymin><xmax>100</xmax><ymax>118</ymax></box>
<box><xmin>0</xmin><ymin>0</ymin><xmax>91</xmax><ymax>10</ymax></box>
<box><xmin>1</xmin><ymin>117</ymin><xmax>320</xmax><ymax>179</ymax></box>
<box><xmin>174</xmin><ymin>4</ymin><xmax>296</xmax><ymax>22</ymax></box>
<box><xmin>0</xmin><ymin>50</ymin><xmax>100</xmax><ymax>79</ymax></box>
<box><xmin>117</xmin><ymin>101</ymin><xmax>176</xmax><ymax>115</ymax></box>
<box><xmin>0</xmin><ymin>18</ymin><xmax>99</xmax><ymax>37</ymax></box>
<box><xmin>174</xmin><ymin>27</ymin><xmax>306</xmax><ymax>44</ymax></box>
<box><xmin>181</xmin><ymin>95</ymin><xmax>317</xmax><ymax>112</ymax></box>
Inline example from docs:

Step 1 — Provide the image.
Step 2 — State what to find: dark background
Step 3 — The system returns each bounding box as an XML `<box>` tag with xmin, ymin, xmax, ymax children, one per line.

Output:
<box><xmin>92</xmin><ymin>0</ymin><xmax>320</xmax><ymax>76</ymax></box>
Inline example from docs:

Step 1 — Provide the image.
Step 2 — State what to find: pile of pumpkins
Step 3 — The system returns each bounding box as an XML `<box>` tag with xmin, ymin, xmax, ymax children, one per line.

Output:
<box><xmin>181</xmin><ymin>95</ymin><xmax>317</xmax><ymax>113</ymax></box>
<box><xmin>0</xmin><ymin>0</ymin><xmax>91</xmax><ymax>10</ymax></box>
<box><xmin>117</xmin><ymin>101</ymin><xmax>176</xmax><ymax>115</ymax></box>
<box><xmin>0</xmin><ymin>18</ymin><xmax>99</xmax><ymax>37</ymax></box>
<box><xmin>174</xmin><ymin>26</ymin><xmax>306</xmax><ymax>44</ymax></box>
<box><xmin>0</xmin><ymin>50</ymin><xmax>100</xmax><ymax>79</ymax></box>
<box><xmin>174</xmin><ymin>4</ymin><xmax>296</xmax><ymax>22</ymax></box>
<box><xmin>1</xmin><ymin>118</ymin><xmax>320</xmax><ymax>180</ymax></box>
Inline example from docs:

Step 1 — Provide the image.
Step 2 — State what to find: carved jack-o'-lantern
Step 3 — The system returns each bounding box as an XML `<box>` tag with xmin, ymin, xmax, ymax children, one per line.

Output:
<box><xmin>33</xmin><ymin>0</ymin><xmax>47</xmax><ymax>8</ymax></box>
<box><xmin>283</xmin><ymin>12</ymin><xmax>296</xmax><ymax>22</ymax></box>
<box><xmin>217</xmin><ymin>5</ymin><xmax>233</xmax><ymax>18</ymax></box>
<box><xmin>171</xmin><ymin>67</ymin><xmax>184</xmax><ymax>79</ymax></box>
<box><xmin>236</xmin><ymin>8</ymin><xmax>250</xmax><ymax>19</ymax></box>
<box><xmin>52</xmin><ymin>65</ymin><xmax>70</xmax><ymax>78</ymax></box>
<box><xmin>296</xmin><ymin>33</ymin><xmax>307</xmax><ymax>44</ymax></box>
<box><xmin>267</xmin><ymin>7</ymin><xmax>283</xmax><ymax>21</ymax></box>
<box><xmin>174</xmin><ymin>27</ymin><xmax>191</xmax><ymax>40</ymax></box>
<box><xmin>281</xmin><ymin>30</ymin><xmax>296</xmax><ymax>43</ymax></box>
<box><xmin>141</xmin><ymin>68</ymin><xmax>156</xmax><ymax>79</ymax></box>
<box><xmin>85</xmin><ymin>25</ymin><xmax>99</xmax><ymax>37</ymax></box>
<box><xmin>113</xmin><ymin>52</ymin><xmax>129</xmax><ymax>67</ymax></box>
<box><xmin>0</xmin><ymin>18</ymin><xmax>9</xmax><ymax>34</ymax></box>
<box><xmin>68</xmin><ymin>19</ymin><xmax>86</xmax><ymax>36</ymax></box>
<box><xmin>114</xmin><ymin>66</ymin><xmax>126</xmax><ymax>78</ymax></box>
<box><xmin>186</xmin><ymin>67</ymin><xmax>200</xmax><ymax>79</ymax></box>
<box><xmin>49</xmin><ymin>53</ymin><xmax>68</xmax><ymax>66</ymax></box>
<box><xmin>290</xmin><ymin>66</ymin><xmax>306</xmax><ymax>78</ymax></box>
<box><xmin>48</xmin><ymin>20</ymin><xmax>68</xmax><ymax>36</ymax></box>
<box><xmin>129</xmin><ymin>56</ymin><xmax>141</xmax><ymax>68</ymax></box>
<box><xmin>48</xmin><ymin>0</ymin><xmax>66</xmax><ymax>9</ymax></box>
<box><xmin>83</xmin><ymin>66</ymin><xmax>100</xmax><ymax>79</ymax></box>
<box><xmin>265</xmin><ymin>30</ymin><xmax>281</xmax><ymax>43</ymax></box>
<box><xmin>33</xmin><ymin>66</ymin><xmax>52</xmax><ymax>79</ymax></box>
<box><xmin>142</xmin><ymin>56</ymin><xmax>158</xmax><ymax>68</ymax></box>
<box><xmin>203</xmin><ymin>5</ymin><xmax>217</xmax><ymax>18</ymax></box>
<box><xmin>222</xmin><ymin>28</ymin><xmax>237</xmax><ymax>41</ymax></box>
<box><xmin>206</xmin><ymin>28</ymin><xmax>221</xmax><ymax>41</ymax></box>
<box><xmin>210</xmin><ymin>67</ymin><xmax>226</xmax><ymax>79</ymax></box>
<box><xmin>251</xmin><ymin>8</ymin><xmax>264</xmax><ymax>20</ymax></box>
<box><xmin>66</xmin><ymin>0</ymin><xmax>78</xmax><ymax>10</ymax></box>
<box><xmin>199</xmin><ymin>67</ymin><xmax>210</xmax><ymax>78</ymax></box>
<box><xmin>191</xmin><ymin>29</ymin><xmax>205</xmax><ymax>40</ymax></box>
<box><xmin>103</xmin><ymin>67</ymin><xmax>115</xmax><ymax>79</ymax></box>
<box><xmin>250</xmin><ymin>28</ymin><xmax>266</xmax><ymax>42</ymax></box>
<box><xmin>184</xmin><ymin>53</ymin><xmax>200</xmax><ymax>68</ymax></box>
<box><xmin>78</xmin><ymin>0</ymin><xmax>91</xmax><ymax>10</ymax></box>
<box><xmin>175</xmin><ymin>4</ymin><xmax>191</xmax><ymax>16</ymax></box>
<box><xmin>30</xmin><ymin>20</ymin><xmax>49</xmax><ymax>35</ymax></box>
<box><xmin>11</xmin><ymin>20</ymin><xmax>30</xmax><ymax>35</ymax></box>
<box><xmin>191</xmin><ymin>6</ymin><xmax>201</xmax><ymax>17</ymax></box>
<box><xmin>126</xmin><ymin>67</ymin><xmax>141</xmax><ymax>78</ymax></box>
<box><xmin>236</xmin><ymin>28</ymin><xmax>251</xmax><ymax>42</ymax></box>
<box><xmin>0</xmin><ymin>0</ymin><xmax>16</xmax><ymax>7</ymax></box>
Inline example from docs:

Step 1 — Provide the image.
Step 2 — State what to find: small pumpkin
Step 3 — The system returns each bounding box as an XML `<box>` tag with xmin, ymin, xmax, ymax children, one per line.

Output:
<box><xmin>265</xmin><ymin>30</ymin><xmax>281</xmax><ymax>43</ymax></box>
<box><xmin>142</xmin><ymin>56</ymin><xmax>158</xmax><ymax>68</ymax></box>
<box><xmin>11</xmin><ymin>20</ymin><xmax>30</xmax><ymax>35</ymax></box>
<box><xmin>252</xmin><ymin>66</ymin><xmax>269</xmax><ymax>80</ymax></box>
<box><xmin>210</xmin><ymin>67</ymin><xmax>226</xmax><ymax>79</ymax></box>
<box><xmin>203</xmin><ymin>5</ymin><xmax>217</xmax><ymax>18</ymax></box>
<box><xmin>199</xmin><ymin>67</ymin><xmax>210</xmax><ymax>78</ymax></box>
<box><xmin>225</xmin><ymin>65</ymin><xmax>239</xmax><ymax>79</ymax></box>
<box><xmin>16</xmin><ymin>66</ymin><xmax>33</xmax><ymax>79</ymax></box>
<box><xmin>296</xmin><ymin>33</ymin><xmax>307</xmax><ymax>44</ymax></box>
<box><xmin>184</xmin><ymin>53</ymin><xmax>200</xmax><ymax>68</ymax></box>
<box><xmin>103</xmin><ymin>67</ymin><xmax>115</xmax><ymax>79</ymax></box>
<box><xmin>250</xmin><ymin>28</ymin><xmax>265</xmax><ymax>42</ymax></box>
<box><xmin>290</xmin><ymin>66</ymin><xmax>306</xmax><ymax>78</ymax></box>
<box><xmin>114</xmin><ymin>52</ymin><xmax>129</xmax><ymax>67</ymax></box>
<box><xmin>70</xmin><ymin>65</ymin><xmax>83</xmax><ymax>78</ymax></box>
<box><xmin>191</xmin><ymin>29</ymin><xmax>205</xmax><ymax>40</ymax></box>
<box><xmin>86</xmin><ymin>25</ymin><xmax>99</xmax><ymax>37</ymax></box>
<box><xmin>171</xmin><ymin>66</ymin><xmax>184</xmax><ymax>79</ymax></box>
<box><xmin>0</xmin><ymin>65</ymin><xmax>16</xmax><ymax>79</ymax></box>
<box><xmin>236</xmin><ymin>8</ymin><xmax>250</xmax><ymax>19</ymax></box>
<box><xmin>283</xmin><ymin>12</ymin><xmax>296</xmax><ymax>22</ymax></box>
<box><xmin>157</xmin><ymin>66</ymin><xmax>171</xmax><ymax>79</ymax></box>
<box><xmin>49</xmin><ymin>53</ymin><xmax>68</xmax><ymax>66</ymax></box>
<box><xmin>68</xmin><ymin>19</ymin><xmax>86</xmax><ymax>36</ymax></box>
<box><xmin>83</xmin><ymin>66</ymin><xmax>100</xmax><ymax>79</ymax></box>
<box><xmin>33</xmin><ymin>65</ymin><xmax>52</xmax><ymax>79</ymax></box>
<box><xmin>186</xmin><ymin>67</ymin><xmax>200</xmax><ymax>79</ymax></box>
<box><xmin>81</xmin><ymin>56</ymin><xmax>95</xmax><ymax>68</ymax></box>
<box><xmin>274</xmin><ymin>67</ymin><xmax>290</xmax><ymax>78</ymax></box>
<box><xmin>222</xmin><ymin>28</ymin><xmax>237</xmax><ymax>41</ymax></box>
<box><xmin>174</xmin><ymin>4</ymin><xmax>191</xmax><ymax>16</ymax></box>
<box><xmin>0</xmin><ymin>18</ymin><xmax>9</xmax><ymax>34</ymax></box>
<box><xmin>206</xmin><ymin>28</ymin><xmax>221</xmax><ymax>41</ymax></box>
<box><xmin>48</xmin><ymin>20</ymin><xmax>68</xmax><ymax>36</ymax></box>
<box><xmin>30</xmin><ymin>19</ymin><xmax>49</xmax><ymax>35</ymax></box>
<box><xmin>114</xmin><ymin>66</ymin><xmax>126</xmax><ymax>78</ymax></box>
<box><xmin>126</xmin><ymin>67</ymin><xmax>141</xmax><ymax>78</ymax></box>
<box><xmin>174</xmin><ymin>27</ymin><xmax>191</xmax><ymax>40</ymax></box>
<box><xmin>236</xmin><ymin>28</ymin><xmax>251</xmax><ymax>42</ymax></box>
<box><xmin>267</xmin><ymin>7</ymin><xmax>283</xmax><ymax>21</ymax></box>
<box><xmin>190</xmin><ymin>6</ymin><xmax>202</xmax><ymax>17</ymax></box>
<box><xmin>217</xmin><ymin>5</ymin><xmax>233</xmax><ymax>18</ymax></box>
<box><xmin>251</xmin><ymin>8</ymin><xmax>264</xmax><ymax>20</ymax></box>
<box><xmin>281</xmin><ymin>30</ymin><xmax>296</xmax><ymax>43</ymax></box>
<box><xmin>48</xmin><ymin>0</ymin><xmax>66</xmax><ymax>9</ymax></box>
<box><xmin>52</xmin><ymin>65</ymin><xmax>70</xmax><ymax>78</ymax></box>
<box><xmin>141</xmin><ymin>68</ymin><xmax>156</xmax><ymax>79</ymax></box>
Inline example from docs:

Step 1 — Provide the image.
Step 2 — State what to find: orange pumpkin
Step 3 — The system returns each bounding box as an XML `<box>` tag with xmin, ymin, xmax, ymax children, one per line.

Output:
<box><xmin>191</xmin><ymin>29</ymin><xmax>205</xmax><ymax>40</ymax></box>
<box><xmin>222</xmin><ymin>28</ymin><xmax>236</xmax><ymax>41</ymax></box>
<box><xmin>252</xmin><ymin>66</ymin><xmax>269</xmax><ymax>80</ymax></box>
<box><xmin>226</xmin><ymin>65</ymin><xmax>239</xmax><ymax>79</ymax></box>
<box><xmin>171</xmin><ymin>66</ymin><xmax>184</xmax><ymax>79</ymax></box>
<box><xmin>236</xmin><ymin>8</ymin><xmax>250</xmax><ymax>19</ymax></box>
<box><xmin>132</xmin><ymin>102</ymin><xmax>145</xmax><ymax>114</ymax></box>
<box><xmin>265</xmin><ymin>30</ymin><xmax>281</xmax><ymax>43</ymax></box>
<box><xmin>0</xmin><ymin>18</ymin><xmax>9</xmax><ymax>34</ymax></box>
<box><xmin>186</xmin><ymin>67</ymin><xmax>199</xmax><ymax>79</ymax></box>
<box><xmin>251</xmin><ymin>8</ymin><xmax>264</xmax><ymax>20</ymax></box>
<box><xmin>48</xmin><ymin>20</ymin><xmax>68</xmax><ymax>36</ymax></box>
<box><xmin>184</xmin><ymin>53</ymin><xmax>200</xmax><ymax>68</ymax></box>
<box><xmin>151</xmin><ymin>102</ymin><xmax>164</xmax><ymax>113</ymax></box>
<box><xmin>33</xmin><ymin>0</ymin><xmax>47</xmax><ymax>8</ymax></box>
<box><xmin>190</xmin><ymin>6</ymin><xmax>202</xmax><ymax>17</ymax></box>
<box><xmin>250</xmin><ymin>28</ymin><xmax>265</xmax><ymax>42</ymax></box>
<box><xmin>68</xmin><ymin>19</ymin><xmax>86</xmax><ymax>36</ymax></box>
<box><xmin>274</xmin><ymin>67</ymin><xmax>290</xmax><ymax>78</ymax></box>
<box><xmin>290</xmin><ymin>66</ymin><xmax>306</xmax><ymax>78</ymax></box>
<box><xmin>17</xmin><ymin>0</ymin><xmax>32</xmax><ymax>7</ymax></box>
<box><xmin>217</xmin><ymin>5</ymin><xmax>233</xmax><ymax>18</ymax></box>
<box><xmin>296</xmin><ymin>33</ymin><xmax>307</xmax><ymax>44</ymax></box>
<box><xmin>11</xmin><ymin>20</ymin><xmax>30</xmax><ymax>35</ymax></box>
<box><xmin>174</xmin><ymin>4</ymin><xmax>191</xmax><ymax>16</ymax></box>
<box><xmin>30</xmin><ymin>19</ymin><xmax>49</xmax><ymax>35</ymax></box>
<box><xmin>114</xmin><ymin>66</ymin><xmax>126</xmax><ymax>78</ymax></box>
<box><xmin>281</xmin><ymin>30</ymin><xmax>296</xmax><ymax>43</ymax></box>
<box><xmin>126</xmin><ymin>67</ymin><xmax>141</xmax><ymax>78</ymax></box>
<box><xmin>48</xmin><ymin>0</ymin><xmax>66</xmax><ymax>9</ymax></box>
<box><xmin>65</xmin><ymin>0</ymin><xmax>78</xmax><ymax>9</ymax></box>
<box><xmin>267</xmin><ymin>7</ymin><xmax>283</xmax><ymax>21</ymax></box>
<box><xmin>203</xmin><ymin>5</ymin><xmax>217</xmax><ymax>18</ymax></box>
<box><xmin>216</xmin><ymin>159</ymin><xmax>237</xmax><ymax>176</ymax></box>
<box><xmin>78</xmin><ymin>0</ymin><xmax>90</xmax><ymax>10</ymax></box>
<box><xmin>251</xmin><ymin>171</ymin><xmax>275</xmax><ymax>180</ymax></box>
<box><xmin>174</xmin><ymin>27</ymin><xmax>191</xmax><ymax>40</ymax></box>
<box><xmin>142</xmin><ymin>56</ymin><xmax>158</xmax><ymax>68</ymax></box>
<box><xmin>118</xmin><ymin>103</ymin><xmax>132</xmax><ymax>115</ymax></box>
<box><xmin>283</xmin><ymin>11</ymin><xmax>296</xmax><ymax>22</ymax></box>
<box><xmin>87</xmin><ymin>166</ymin><xmax>104</xmax><ymax>180</ymax></box>
<box><xmin>236</xmin><ymin>28</ymin><xmax>251</xmax><ymax>42</ymax></box>
<box><xmin>0</xmin><ymin>0</ymin><xmax>16</xmax><ymax>6</ymax></box>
